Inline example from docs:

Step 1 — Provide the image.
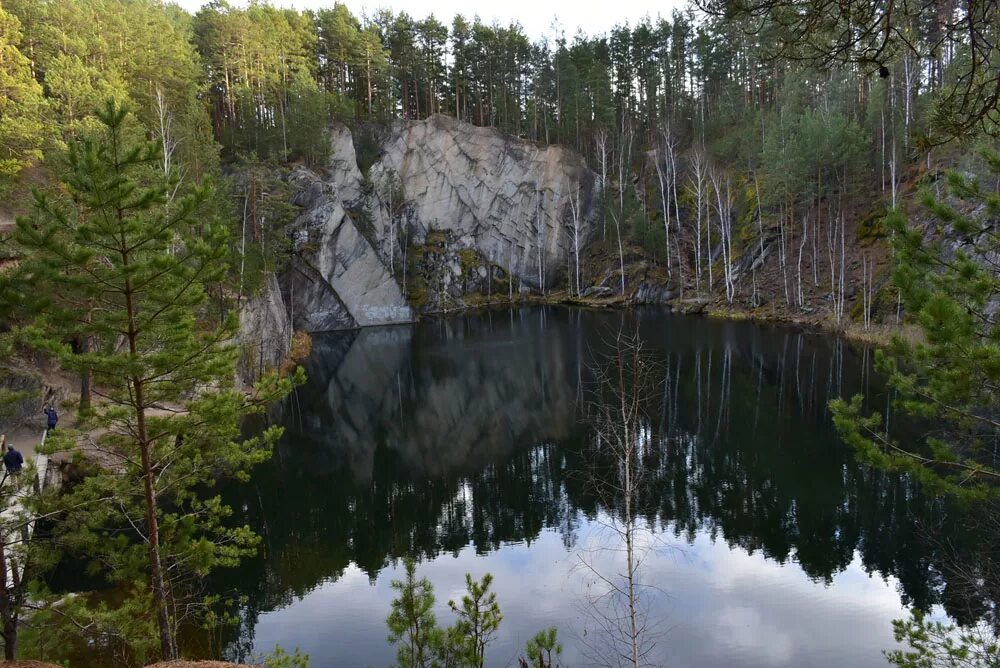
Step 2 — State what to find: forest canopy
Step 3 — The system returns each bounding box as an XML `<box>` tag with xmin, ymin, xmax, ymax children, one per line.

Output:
<box><xmin>1</xmin><ymin>0</ymin><xmax>991</xmax><ymax>185</ymax></box>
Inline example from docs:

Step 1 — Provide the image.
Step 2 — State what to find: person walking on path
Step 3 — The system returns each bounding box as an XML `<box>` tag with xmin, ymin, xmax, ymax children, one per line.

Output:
<box><xmin>44</xmin><ymin>406</ymin><xmax>58</xmax><ymax>432</ymax></box>
<box><xmin>3</xmin><ymin>442</ymin><xmax>24</xmax><ymax>475</ymax></box>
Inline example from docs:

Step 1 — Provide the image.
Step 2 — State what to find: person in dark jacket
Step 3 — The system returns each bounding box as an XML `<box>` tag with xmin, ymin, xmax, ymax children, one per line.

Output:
<box><xmin>3</xmin><ymin>444</ymin><xmax>24</xmax><ymax>474</ymax></box>
<box><xmin>44</xmin><ymin>406</ymin><xmax>58</xmax><ymax>431</ymax></box>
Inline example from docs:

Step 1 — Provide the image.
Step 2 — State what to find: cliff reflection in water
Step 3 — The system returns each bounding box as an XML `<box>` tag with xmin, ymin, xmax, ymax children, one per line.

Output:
<box><xmin>215</xmin><ymin>307</ymin><xmax>986</xmax><ymax>658</ymax></box>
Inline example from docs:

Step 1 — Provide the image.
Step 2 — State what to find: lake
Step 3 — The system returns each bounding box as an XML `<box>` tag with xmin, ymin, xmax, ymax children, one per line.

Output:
<box><xmin>211</xmin><ymin>306</ymin><xmax>978</xmax><ymax>668</ymax></box>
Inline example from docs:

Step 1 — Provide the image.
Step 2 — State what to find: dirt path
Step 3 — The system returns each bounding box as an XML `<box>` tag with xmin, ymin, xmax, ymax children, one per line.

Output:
<box><xmin>0</xmin><ymin>426</ymin><xmax>43</xmax><ymax>458</ymax></box>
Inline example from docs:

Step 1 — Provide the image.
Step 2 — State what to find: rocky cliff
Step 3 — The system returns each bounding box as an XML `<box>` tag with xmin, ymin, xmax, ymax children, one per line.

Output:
<box><xmin>237</xmin><ymin>275</ymin><xmax>292</xmax><ymax>384</ymax></box>
<box><xmin>370</xmin><ymin>115</ymin><xmax>599</xmax><ymax>289</ymax></box>
<box><xmin>259</xmin><ymin>115</ymin><xmax>599</xmax><ymax>334</ymax></box>
<box><xmin>284</xmin><ymin>168</ymin><xmax>413</xmax><ymax>330</ymax></box>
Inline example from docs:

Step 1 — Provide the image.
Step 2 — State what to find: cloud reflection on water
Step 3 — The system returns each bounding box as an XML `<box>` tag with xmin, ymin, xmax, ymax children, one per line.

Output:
<box><xmin>247</xmin><ymin>519</ymin><xmax>907</xmax><ymax>668</ymax></box>
<box><xmin>215</xmin><ymin>307</ymin><xmax>978</xmax><ymax>667</ymax></box>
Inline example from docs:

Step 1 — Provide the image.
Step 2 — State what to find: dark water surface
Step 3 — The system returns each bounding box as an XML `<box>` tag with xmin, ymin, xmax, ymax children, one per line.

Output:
<box><xmin>212</xmin><ymin>307</ymin><xmax>977</xmax><ymax>667</ymax></box>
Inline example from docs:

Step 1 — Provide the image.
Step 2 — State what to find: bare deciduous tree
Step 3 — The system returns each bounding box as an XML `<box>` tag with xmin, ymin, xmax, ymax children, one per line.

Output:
<box><xmin>617</xmin><ymin>127</ymin><xmax>632</xmax><ymax>213</ymax></box>
<box><xmin>710</xmin><ymin>167</ymin><xmax>736</xmax><ymax>304</ymax></box>
<box><xmin>595</xmin><ymin>129</ymin><xmax>609</xmax><ymax>241</ymax></box>
<box><xmin>688</xmin><ymin>150</ymin><xmax>709</xmax><ymax>292</ymax></box>
<box><xmin>375</xmin><ymin>169</ymin><xmax>404</xmax><ymax>278</ymax></box>
<box><xmin>608</xmin><ymin>209</ymin><xmax>627</xmax><ymax>298</ymax></box>
<box><xmin>653</xmin><ymin>147</ymin><xmax>672</xmax><ymax>276</ymax></box>
<box><xmin>568</xmin><ymin>187</ymin><xmax>583</xmax><ymax>297</ymax></box>
<box><xmin>536</xmin><ymin>186</ymin><xmax>546</xmax><ymax>295</ymax></box>
<box><xmin>153</xmin><ymin>88</ymin><xmax>177</xmax><ymax>179</ymax></box>
<box><xmin>575</xmin><ymin>332</ymin><xmax>664</xmax><ymax>668</ymax></box>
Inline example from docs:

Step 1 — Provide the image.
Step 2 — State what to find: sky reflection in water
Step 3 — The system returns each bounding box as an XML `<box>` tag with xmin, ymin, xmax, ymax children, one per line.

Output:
<box><xmin>215</xmin><ymin>307</ymin><xmax>970</xmax><ymax>667</ymax></box>
<box><xmin>246</xmin><ymin>526</ymin><xmax>908</xmax><ymax>668</ymax></box>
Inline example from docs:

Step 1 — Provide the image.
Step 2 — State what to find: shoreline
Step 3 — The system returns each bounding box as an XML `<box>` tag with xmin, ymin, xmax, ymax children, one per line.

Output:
<box><xmin>406</xmin><ymin>290</ymin><xmax>915</xmax><ymax>348</ymax></box>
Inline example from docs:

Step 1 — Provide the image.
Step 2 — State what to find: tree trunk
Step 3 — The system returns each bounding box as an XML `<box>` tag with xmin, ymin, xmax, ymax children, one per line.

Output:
<box><xmin>123</xmin><ymin>264</ymin><xmax>176</xmax><ymax>660</ymax></box>
<box><xmin>367</xmin><ymin>46</ymin><xmax>373</xmax><ymax>118</ymax></box>
<box><xmin>79</xmin><ymin>364</ymin><xmax>92</xmax><ymax>412</ymax></box>
<box><xmin>654</xmin><ymin>149</ymin><xmax>671</xmax><ymax>276</ymax></box>
<box><xmin>0</xmin><ymin>536</ymin><xmax>15</xmax><ymax>661</ymax></box>
<box><xmin>2</xmin><ymin>615</ymin><xmax>15</xmax><ymax>661</ymax></box>
<box><xmin>614</xmin><ymin>213</ymin><xmax>626</xmax><ymax>297</ymax></box>
<box><xmin>135</xmin><ymin>377</ymin><xmax>175</xmax><ymax>660</ymax></box>
<box><xmin>78</xmin><ymin>329</ymin><xmax>93</xmax><ymax>414</ymax></box>
<box><xmin>3</xmin><ymin>601</ymin><xmax>17</xmax><ymax>661</ymax></box>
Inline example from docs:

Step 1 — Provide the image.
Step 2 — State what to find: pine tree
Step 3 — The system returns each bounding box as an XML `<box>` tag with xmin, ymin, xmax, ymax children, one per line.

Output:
<box><xmin>11</xmin><ymin>101</ymin><xmax>296</xmax><ymax>661</ymax></box>
<box><xmin>447</xmin><ymin>573</ymin><xmax>502</xmax><ymax>668</ymax></box>
<box><xmin>387</xmin><ymin>559</ymin><xmax>439</xmax><ymax>668</ymax></box>
<box><xmin>832</xmin><ymin>149</ymin><xmax>1000</xmax><ymax>496</ymax></box>
<box><xmin>523</xmin><ymin>627</ymin><xmax>563</xmax><ymax>668</ymax></box>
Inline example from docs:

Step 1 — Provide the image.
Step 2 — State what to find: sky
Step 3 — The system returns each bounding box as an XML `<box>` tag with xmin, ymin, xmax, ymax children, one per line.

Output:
<box><xmin>172</xmin><ymin>0</ymin><xmax>689</xmax><ymax>41</ymax></box>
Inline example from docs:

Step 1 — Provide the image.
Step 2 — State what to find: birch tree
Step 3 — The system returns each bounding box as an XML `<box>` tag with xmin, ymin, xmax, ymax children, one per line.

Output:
<box><xmin>608</xmin><ymin>208</ymin><xmax>627</xmax><ymax>297</ymax></box>
<box><xmin>577</xmin><ymin>332</ymin><xmax>659</xmax><ymax>668</ymax></box>
<box><xmin>568</xmin><ymin>187</ymin><xmax>583</xmax><ymax>297</ymax></box>
<box><xmin>661</xmin><ymin>123</ymin><xmax>682</xmax><ymax>248</ymax></box>
<box><xmin>710</xmin><ymin>167</ymin><xmax>736</xmax><ymax>303</ymax></box>
<box><xmin>536</xmin><ymin>186</ymin><xmax>546</xmax><ymax>295</ymax></box>
<box><xmin>376</xmin><ymin>169</ymin><xmax>404</xmax><ymax>277</ymax></box>
<box><xmin>688</xmin><ymin>150</ymin><xmax>709</xmax><ymax>292</ymax></box>
<box><xmin>652</xmin><ymin>145</ymin><xmax>675</xmax><ymax>277</ymax></box>
<box><xmin>751</xmin><ymin>170</ymin><xmax>766</xmax><ymax>307</ymax></box>
<box><xmin>796</xmin><ymin>214</ymin><xmax>808</xmax><ymax>307</ymax></box>
<box><xmin>617</xmin><ymin>127</ymin><xmax>632</xmax><ymax>213</ymax></box>
<box><xmin>861</xmin><ymin>252</ymin><xmax>876</xmax><ymax>331</ymax></box>
<box><xmin>153</xmin><ymin>88</ymin><xmax>177</xmax><ymax>179</ymax></box>
<box><xmin>595</xmin><ymin>129</ymin><xmax>610</xmax><ymax>240</ymax></box>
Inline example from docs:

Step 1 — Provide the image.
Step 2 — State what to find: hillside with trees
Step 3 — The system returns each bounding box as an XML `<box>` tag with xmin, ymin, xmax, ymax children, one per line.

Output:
<box><xmin>1</xmin><ymin>0</ymin><xmax>995</xmax><ymax>325</ymax></box>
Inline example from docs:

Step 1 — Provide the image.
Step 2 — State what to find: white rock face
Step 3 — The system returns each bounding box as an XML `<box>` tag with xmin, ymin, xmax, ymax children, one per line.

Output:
<box><xmin>286</xmin><ymin>168</ymin><xmax>413</xmax><ymax>331</ymax></box>
<box><xmin>370</xmin><ymin>115</ymin><xmax>599</xmax><ymax>288</ymax></box>
<box><xmin>278</xmin><ymin>115</ymin><xmax>599</xmax><ymax>332</ymax></box>
<box><xmin>237</xmin><ymin>274</ymin><xmax>292</xmax><ymax>383</ymax></box>
<box><xmin>327</xmin><ymin>125</ymin><xmax>365</xmax><ymax>204</ymax></box>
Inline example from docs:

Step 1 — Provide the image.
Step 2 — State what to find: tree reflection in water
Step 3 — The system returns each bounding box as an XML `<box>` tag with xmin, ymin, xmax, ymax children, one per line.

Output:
<box><xmin>209</xmin><ymin>307</ymin><xmax>994</xmax><ymax>662</ymax></box>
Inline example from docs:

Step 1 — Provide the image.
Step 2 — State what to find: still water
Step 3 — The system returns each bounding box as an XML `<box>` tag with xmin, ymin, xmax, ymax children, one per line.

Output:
<box><xmin>213</xmin><ymin>307</ymin><xmax>976</xmax><ymax>668</ymax></box>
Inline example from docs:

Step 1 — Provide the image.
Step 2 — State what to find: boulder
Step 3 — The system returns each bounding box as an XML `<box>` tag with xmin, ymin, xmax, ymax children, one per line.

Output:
<box><xmin>582</xmin><ymin>286</ymin><xmax>613</xmax><ymax>299</ymax></box>
<box><xmin>675</xmin><ymin>298</ymin><xmax>710</xmax><ymax>315</ymax></box>
<box><xmin>633</xmin><ymin>282</ymin><xmax>674</xmax><ymax>305</ymax></box>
